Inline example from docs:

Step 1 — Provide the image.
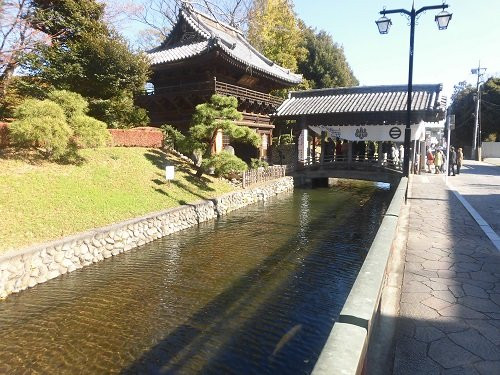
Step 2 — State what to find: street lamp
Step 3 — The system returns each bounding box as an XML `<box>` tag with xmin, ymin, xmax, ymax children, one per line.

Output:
<box><xmin>376</xmin><ymin>3</ymin><xmax>452</xmax><ymax>177</ymax></box>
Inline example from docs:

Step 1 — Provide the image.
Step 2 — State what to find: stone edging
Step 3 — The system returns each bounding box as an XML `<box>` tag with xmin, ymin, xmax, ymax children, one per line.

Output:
<box><xmin>312</xmin><ymin>177</ymin><xmax>408</xmax><ymax>375</ymax></box>
<box><xmin>0</xmin><ymin>177</ymin><xmax>294</xmax><ymax>299</ymax></box>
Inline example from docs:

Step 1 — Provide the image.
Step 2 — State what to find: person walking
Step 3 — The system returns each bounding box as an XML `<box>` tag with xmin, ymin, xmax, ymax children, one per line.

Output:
<box><xmin>457</xmin><ymin>147</ymin><xmax>464</xmax><ymax>174</ymax></box>
<box><xmin>399</xmin><ymin>144</ymin><xmax>404</xmax><ymax>169</ymax></box>
<box><xmin>434</xmin><ymin>149</ymin><xmax>443</xmax><ymax>174</ymax></box>
<box><xmin>426</xmin><ymin>148</ymin><xmax>434</xmax><ymax>173</ymax></box>
<box><xmin>440</xmin><ymin>148</ymin><xmax>447</xmax><ymax>173</ymax></box>
<box><xmin>335</xmin><ymin>141</ymin><xmax>342</xmax><ymax>161</ymax></box>
<box><xmin>448</xmin><ymin>146</ymin><xmax>457</xmax><ymax>176</ymax></box>
<box><xmin>391</xmin><ymin>144</ymin><xmax>399</xmax><ymax>168</ymax></box>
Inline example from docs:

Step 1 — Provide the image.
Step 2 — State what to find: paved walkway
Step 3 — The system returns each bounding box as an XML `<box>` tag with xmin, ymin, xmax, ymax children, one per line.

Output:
<box><xmin>448</xmin><ymin>160</ymin><xmax>500</xmax><ymax>241</ymax></box>
<box><xmin>393</xmin><ymin>166</ymin><xmax>500</xmax><ymax>374</ymax></box>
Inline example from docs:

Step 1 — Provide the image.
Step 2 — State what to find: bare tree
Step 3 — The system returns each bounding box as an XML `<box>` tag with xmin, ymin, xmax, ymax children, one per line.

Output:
<box><xmin>0</xmin><ymin>0</ymin><xmax>48</xmax><ymax>91</ymax></box>
<box><xmin>119</xmin><ymin>0</ymin><xmax>252</xmax><ymax>50</ymax></box>
<box><xmin>197</xmin><ymin>0</ymin><xmax>252</xmax><ymax>29</ymax></box>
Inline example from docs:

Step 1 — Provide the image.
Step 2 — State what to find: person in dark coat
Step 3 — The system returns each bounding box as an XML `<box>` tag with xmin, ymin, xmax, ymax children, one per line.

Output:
<box><xmin>448</xmin><ymin>146</ymin><xmax>457</xmax><ymax>176</ymax></box>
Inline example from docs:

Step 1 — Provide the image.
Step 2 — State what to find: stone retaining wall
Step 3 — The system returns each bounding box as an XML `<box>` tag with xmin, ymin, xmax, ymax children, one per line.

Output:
<box><xmin>312</xmin><ymin>177</ymin><xmax>408</xmax><ymax>375</ymax></box>
<box><xmin>0</xmin><ymin>177</ymin><xmax>294</xmax><ymax>299</ymax></box>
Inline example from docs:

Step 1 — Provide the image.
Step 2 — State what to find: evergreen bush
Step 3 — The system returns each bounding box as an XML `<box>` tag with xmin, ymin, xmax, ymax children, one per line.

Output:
<box><xmin>88</xmin><ymin>94</ymin><xmax>149</xmax><ymax>129</ymax></box>
<box><xmin>9</xmin><ymin>99</ymin><xmax>72</xmax><ymax>158</ymax></box>
<box><xmin>10</xmin><ymin>90</ymin><xmax>111</xmax><ymax>160</ymax></box>
<box><xmin>161</xmin><ymin>124</ymin><xmax>186</xmax><ymax>150</ymax></box>
<box><xmin>47</xmin><ymin>90</ymin><xmax>89</xmax><ymax>120</ymax></box>
<box><xmin>71</xmin><ymin>115</ymin><xmax>110</xmax><ymax>148</ymax></box>
<box><xmin>202</xmin><ymin>151</ymin><xmax>248</xmax><ymax>178</ymax></box>
<box><xmin>250</xmin><ymin>158</ymin><xmax>269</xmax><ymax>169</ymax></box>
<box><xmin>48</xmin><ymin>90</ymin><xmax>110</xmax><ymax>148</ymax></box>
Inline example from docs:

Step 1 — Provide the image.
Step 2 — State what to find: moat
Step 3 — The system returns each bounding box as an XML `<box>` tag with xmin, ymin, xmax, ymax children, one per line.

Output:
<box><xmin>0</xmin><ymin>181</ymin><xmax>393</xmax><ymax>374</ymax></box>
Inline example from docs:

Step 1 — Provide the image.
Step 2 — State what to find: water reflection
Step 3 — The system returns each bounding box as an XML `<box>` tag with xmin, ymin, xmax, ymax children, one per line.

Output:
<box><xmin>0</xmin><ymin>181</ymin><xmax>392</xmax><ymax>374</ymax></box>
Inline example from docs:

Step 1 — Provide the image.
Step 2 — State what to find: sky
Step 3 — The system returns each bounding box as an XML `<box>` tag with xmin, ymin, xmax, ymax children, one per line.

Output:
<box><xmin>293</xmin><ymin>0</ymin><xmax>500</xmax><ymax>100</ymax></box>
<box><xmin>118</xmin><ymin>0</ymin><xmax>500</xmax><ymax>101</ymax></box>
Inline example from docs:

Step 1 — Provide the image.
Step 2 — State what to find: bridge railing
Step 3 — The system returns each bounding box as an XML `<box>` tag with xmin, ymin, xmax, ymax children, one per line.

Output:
<box><xmin>242</xmin><ymin>165</ymin><xmax>287</xmax><ymax>189</ymax></box>
<box><xmin>297</xmin><ymin>153</ymin><xmax>403</xmax><ymax>172</ymax></box>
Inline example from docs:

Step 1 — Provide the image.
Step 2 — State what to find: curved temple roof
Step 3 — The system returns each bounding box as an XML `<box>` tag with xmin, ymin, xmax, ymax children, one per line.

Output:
<box><xmin>274</xmin><ymin>84</ymin><xmax>447</xmax><ymax>125</ymax></box>
<box><xmin>147</xmin><ymin>7</ymin><xmax>302</xmax><ymax>85</ymax></box>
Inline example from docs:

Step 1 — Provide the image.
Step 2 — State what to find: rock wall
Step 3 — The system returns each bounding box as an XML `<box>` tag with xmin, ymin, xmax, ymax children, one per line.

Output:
<box><xmin>0</xmin><ymin>177</ymin><xmax>294</xmax><ymax>299</ymax></box>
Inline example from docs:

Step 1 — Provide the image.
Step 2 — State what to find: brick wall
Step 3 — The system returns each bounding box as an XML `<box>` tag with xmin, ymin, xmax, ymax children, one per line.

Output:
<box><xmin>109</xmin><ymin>127</ymin><xmax>163</xmax><ymax>148</ymax></box>
<box><xmin>0</xmin><ymin>124</ymin><xmax>165</xmax><ymax>149</ymax></box>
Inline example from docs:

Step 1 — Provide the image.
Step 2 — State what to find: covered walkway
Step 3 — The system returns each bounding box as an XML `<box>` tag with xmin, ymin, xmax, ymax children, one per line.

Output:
<box><xmin>273</xmin><ymin>84</ymin><xmax>446</xmax><ymax>175</ymax></box>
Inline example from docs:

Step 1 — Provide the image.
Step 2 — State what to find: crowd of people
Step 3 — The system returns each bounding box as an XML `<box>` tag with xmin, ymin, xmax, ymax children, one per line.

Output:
<box><xmin>312</xmin><ymin>139</ymin><xmax>464</xmax><ymax>176</ymax></box>
<box><xmin>425</xmin><ymin>146</ymin><xmax>463</xmax><ymax>175</ymax></box>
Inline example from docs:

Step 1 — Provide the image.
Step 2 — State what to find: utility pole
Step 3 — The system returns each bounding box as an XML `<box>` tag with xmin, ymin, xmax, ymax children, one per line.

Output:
<box><xmin>471</xmin><ymin>62</ymin><xmax>486</xmax><ymax>160</ymax></box>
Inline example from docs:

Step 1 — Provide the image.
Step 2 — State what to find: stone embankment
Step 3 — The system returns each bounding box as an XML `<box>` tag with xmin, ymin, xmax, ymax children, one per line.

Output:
<box><xmin>0</xmin><ymin>177</ymin><xmax>294</xmax><ymax>299</ymax></box>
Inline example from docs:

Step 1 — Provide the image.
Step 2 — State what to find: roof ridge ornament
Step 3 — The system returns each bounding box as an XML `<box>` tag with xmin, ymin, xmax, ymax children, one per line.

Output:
<box><xmin>180</xmin><ymin>0</ymin><xmax>194</xmax><ymax>12</ymax></box>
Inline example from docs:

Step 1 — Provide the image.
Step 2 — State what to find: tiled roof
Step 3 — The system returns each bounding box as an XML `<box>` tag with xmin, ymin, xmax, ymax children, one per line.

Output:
<box><xmin>149</xmin><ymin>41</ymin><xmax>210</xmax><ymax>65</ymax></box>
<box><xmin>147</xmin><ymin>7</ymin><xmax>302</xmax><ymax>85</ymax></box>
<box><xmin>274</xmin><ymin>84</ymin><xmax>446</xmax><ymax>124</ymax></box>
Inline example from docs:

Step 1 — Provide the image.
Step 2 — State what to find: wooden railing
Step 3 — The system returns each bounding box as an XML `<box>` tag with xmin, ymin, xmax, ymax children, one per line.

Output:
<box><xmin>242</xmin><ymin>165</ymin><xmax>287</xmax><ymax>188</ymax></box>
<box><xmin>140</xmin><ymin>79</ymin><xmax>283</xmax><ymax>108</ymax></box>
<box><xmin>141</xmin><ymin>81</ymin><xmax>214</xmax><ymax>96</ymax></box>
<box><xmin>214</xmin><ymin>80</ymin><xmax>283</xmax><ymax>107</ymax></box>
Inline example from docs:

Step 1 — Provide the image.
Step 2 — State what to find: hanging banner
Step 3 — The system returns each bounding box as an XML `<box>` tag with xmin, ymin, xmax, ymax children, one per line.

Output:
<box><xmin>309</xmin><ymin>123</ymin><xmax>426</xmax><ymax>142</ymax></box>
<box><xmin>297</xmin><ymin>128</ymin><xmax>308</xmax><ymax>162</ymax></box>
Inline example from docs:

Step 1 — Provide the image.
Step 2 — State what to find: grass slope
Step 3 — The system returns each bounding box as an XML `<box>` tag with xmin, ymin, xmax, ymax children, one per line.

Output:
<box><xmin>0</xmin><ymin>147</ymin><xmax>234</xmax><ymax>253</ymax></box>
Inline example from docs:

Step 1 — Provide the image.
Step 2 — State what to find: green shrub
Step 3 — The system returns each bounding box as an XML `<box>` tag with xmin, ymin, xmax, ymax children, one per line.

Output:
<box><xmin>47</xmin><ymin>89</ymin><xmax>110</xmax><ymax>148</ymax></box>
<box><xmin>10</xmin><ymin>92</ymin><xmax>110</xmax><ymax>160</ymax></box>
<box><xmin>161</xmin><ymin>124</ymin><xmax>186</xmax><ymax>149</ymax></box>
<box><xmin>278</xmin><ymin>134</ymin><xmax>294</xmax><ymax>145</ymax></box>
<box><xmin>202</xmin><ymin>151</ymin><xmax>248</xmax><ymax>177</ymax></box>
<box><xmin>71</xmin><ymin>115</ymin><xmax>110</xmax><ymax>148</ymax></box>
<box><xmin>47</xmin><ymin>90</ymin><xmax>89</xmax><ymax>119</ymax></box>
<box><xmin>250</xmin><ymin>158</ymin><xmax>269</xmax><ymax>169</ymax></box>
<box><xmin>89</xmin><ymin>94</ymin><xmax>149</xmax><ymax>129</ymax></box>
<box><xmin>9</xmin><ymin>99</ymin><xmax>72</xmax><ymax>158</ymax></box>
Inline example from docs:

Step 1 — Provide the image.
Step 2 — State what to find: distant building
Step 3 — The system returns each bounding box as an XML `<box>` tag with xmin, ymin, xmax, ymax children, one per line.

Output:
<box><xmin>136</xmin><ymin>3</ymin><xmax>302</xmax><ymax>161</ymax></box>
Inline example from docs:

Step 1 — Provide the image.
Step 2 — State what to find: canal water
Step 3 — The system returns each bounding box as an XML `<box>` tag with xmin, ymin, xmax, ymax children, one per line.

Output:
<box><xmin>0</xmin><ymin>181</ymin><xmax>393</xmax><ymax>374</ymax></box>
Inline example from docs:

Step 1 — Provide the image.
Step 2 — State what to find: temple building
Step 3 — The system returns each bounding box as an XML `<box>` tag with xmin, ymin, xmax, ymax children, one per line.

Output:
<box><xmin>136</xmin><ymin>4</ymin><xmax>302</xmax><ymax>160</ymax></box>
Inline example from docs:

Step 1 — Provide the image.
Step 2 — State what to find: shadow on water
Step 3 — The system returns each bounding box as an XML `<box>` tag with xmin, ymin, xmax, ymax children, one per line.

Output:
<box><xmin>123</xmin><ymin>187</ymin><xmax>391</xmax><ymax>374</ymax></box>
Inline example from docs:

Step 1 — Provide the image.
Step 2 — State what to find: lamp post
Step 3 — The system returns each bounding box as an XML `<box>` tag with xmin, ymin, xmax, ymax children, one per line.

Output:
<box><xmin>376</xmin><ymin>3</ymin><xmax>452</xmax><ymax>177</ymax></box>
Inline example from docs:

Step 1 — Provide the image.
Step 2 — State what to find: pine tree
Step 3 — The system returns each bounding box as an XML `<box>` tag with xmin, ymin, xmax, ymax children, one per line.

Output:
<box><xmin>186</xmin><ymin>95</ymin><xmax>260</xmax><ymax>177</ymax></box>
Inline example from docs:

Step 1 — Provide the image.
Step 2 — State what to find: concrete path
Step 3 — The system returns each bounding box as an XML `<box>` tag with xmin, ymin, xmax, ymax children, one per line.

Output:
<box><xmin>392</xmin><ymin>169</ymin><xmax>500</xmax><ymax>374</ymax></box>
<box><xmin>447</xmin><ymin>160</ymin><xmax>500</xmax><ymax>240</ymax></box>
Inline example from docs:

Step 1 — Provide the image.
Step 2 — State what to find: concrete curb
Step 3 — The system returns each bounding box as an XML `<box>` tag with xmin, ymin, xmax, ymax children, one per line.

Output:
<box><xmin>312</xmin><ymin>177</ymin><xmax>408</xmax><ymax>375</ymax></box>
